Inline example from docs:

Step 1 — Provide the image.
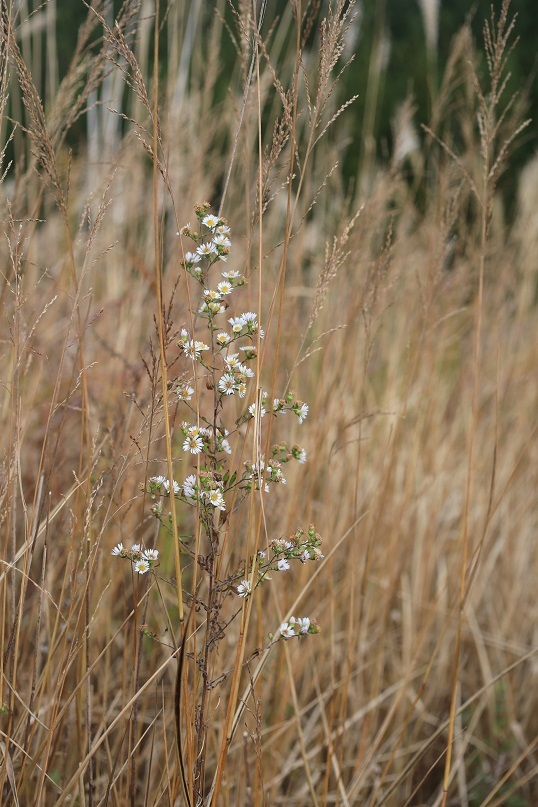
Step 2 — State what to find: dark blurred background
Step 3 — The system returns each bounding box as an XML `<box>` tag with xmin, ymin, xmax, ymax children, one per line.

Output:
<box><xmin>12</xmin><ymin>0</ymin><xmax>537</xmax><ymax>212</ymax></box>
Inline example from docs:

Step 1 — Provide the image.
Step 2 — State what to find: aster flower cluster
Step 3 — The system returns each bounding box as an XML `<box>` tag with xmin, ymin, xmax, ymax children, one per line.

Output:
<box><xmin>279</xmin><ymin>616</ymin><xmax>320</xmax><ymax>639</ymax></box>
<box><xmin>113</xmin><ymin>204</ymin><xmax>319</xmax><ymax>649</ymax></box>
<box><xmin>232</xmin><ymin>527</ymin><xmax>324</xmax><ymax>599</ymax></box>
<box><xmin>142</xmin><ymin>206</ymin><xmax>309</xmax><ymax>521</ymax></box>
<box><xmin>240</xmin><ymin>390</ymin><xmax>309</xmax><ymax>426</ymax></box>
<box><xmin>269</xmin><ymin>526</ymin><xmax>324</xmax><ymax>565</ymax></box>
<box><xmin>149</xmin><ymin>470</ymin><xmax>227</xmax><ymax>512</ymax></box>
<box><xmin>111</xmin><ymin>542</ymin><xmax>159</xmax><ymax>575</ymax></box>
<box><xmin>148</xmin><ymin>476</ymin><xmax>180</xmax><ymax>495</ymax></box>
<box><xmin>258</xmin><ymin>527</ymin><xmax>324</xmax><ymax>576</ymax></box>
<box><xmin>270</xmin><ymin>440</ymin><xmax>307</xmax><ymax>466</ymax></box>
<box><xmin>243</xmin><ymin>455</ymin><xmax>287</xmax><ymax>491</ymax></box>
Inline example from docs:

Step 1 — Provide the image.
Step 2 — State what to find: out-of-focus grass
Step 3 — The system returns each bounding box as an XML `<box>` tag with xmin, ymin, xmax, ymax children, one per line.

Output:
<box><xmin>0</xmin><ymin>1</ymin><xmax>536</xmax><ymax>804</ymax></box>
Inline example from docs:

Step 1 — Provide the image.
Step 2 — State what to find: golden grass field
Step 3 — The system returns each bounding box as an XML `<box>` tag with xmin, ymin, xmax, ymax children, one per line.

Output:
<box><xmin>1</xmin><ymin>1</ymin><xmax>537</xmax><ymax>804</ymax></box>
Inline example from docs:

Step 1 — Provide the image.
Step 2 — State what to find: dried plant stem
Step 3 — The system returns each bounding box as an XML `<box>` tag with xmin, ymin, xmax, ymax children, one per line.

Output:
<box><xmin>151</xmin><ymin>9</ymin><xmax>183</xmax><ymax>804</ymax></box>
<box><xmin>440</xmin><ymin>168</ymin><xmax>486</xmax><ymax>807</ymax></box>
<box><xmin>150</xmin><ymin>0</ymin><xmax>184</xmax><ymax>629</ymax></box>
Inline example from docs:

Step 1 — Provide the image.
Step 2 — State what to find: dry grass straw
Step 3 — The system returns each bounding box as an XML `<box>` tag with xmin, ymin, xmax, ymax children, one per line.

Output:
<box><xmin>1</xmin><ymin>0</ymin><xmax>537</xmax><ymax>804</ymax></box>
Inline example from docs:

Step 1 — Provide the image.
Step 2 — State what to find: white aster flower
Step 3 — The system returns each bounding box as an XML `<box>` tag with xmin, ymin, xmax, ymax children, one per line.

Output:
<box><xmin>237</xmin><ymin>381</ymin><xmax>247</xmax><ymax>398</ymax></box>
<box><xmin>217</xmin><ymin>280</ymin><xmax>233</xmax><ymax>295</ymax></box>
<box><xmin>204</xmin><ymin>288</ymin><xmax>221</xmax><ymax>301</ymax></box>
<box><xmin>111</xmin><ymin>543</ymin><xmax>124</xmax><ymax>556</ymax></box>
<box><xmin>182</xmin><ymin>340</ymin><xmax>210</xmax><ymax>360</ymax></box>
<box><xmin>225</xmin><ymin>353</ymin><xmax>240</xmax><ymax>369</ymax></box>
<box><xmin>196</xmin><ymin>242</ymin><xmax>218</xmax><ymax>257</ymax></box>
<box><xmin>183</xmin><ymin>434</ymin><xmax>204</xmax><ymax>454</ymax></box>
<box><xmin>228</xmin><ymin>316</ymin><xmax>246</xmax><ymax>334</ymax></box>
<box><xmin>280</xmin><ymin>622</ymin><xmax>295</xmax><ymax>639</ymax></box>
<box><xmin>222</xmin><ymin>269</ymin><xmax>239</xmax><ymax>278</ymax></box>
<box><xmin>207</xmin><ymin>489</ymin><xmax>226</xmax><ymax>511</ymax></box>
<box><xmin>184</xmin><ymin>251</ymin><xmax>201</xmax><ymax>264</ymax></box>
<box><xmin>221</xmin><ymin>438</ymin><xmax>232</xmax><ymax>454</ymax></box>
<box><xmin>131</xmin><ymin>543</ymin><xmax>141</xmax><ymax>553</ymax></box>
<box><xmin>183</xmin><ymin>474</ymin><xmax>197</xmax><ymax>499</ymax></box>
<box><xmin>213</xmin><ymin>234</ymin><xmax>231</xmax><ymax>248</ymax></box>
<box><xmin>300</xmin><ymin>550</ymin><xmax>309</xmax><ymax>563</ymax></box>
<box><xmin>218</xmin><ymin>374</ymin><xmax>236</xmax><ymax>395</ymax></box>
<box><xmin>291</xmin><ymin>616</ymin><xmax>310</xmax><ymax>634</ymax></box>
<box><xmin>238</xmin><ymin>363</ymin><xmax>254</xmax><ymax>378</ymax></box>
<box><xmin>177</xmin><ymin>385</ymin><xmax>194</xmax><ymax>402</ymax></box>
<box><xmin>216</xmin><ymin>332</ymin><xmax>231</xmax><ymax>346</ymax></box>
<box><xmin>143</xmin><ymin>549</ymin><xmax>159</xmax><ymax>561</ymax></box>
<box><xmin>150</xmin><ymin>475</ymin><xmax>167</xmax><ymax>487</ymax></box>
<box><xmin>237</xmin><ymin>579</ymin><xmax>251</xmax><ymax>597</ymax></box>
<box><xmin>298</xmin><ymin>449</ymin><xmax>307</xmax><ymax>463</ymax></box>
<box><xmin>277</xmin><ymin>558</ymin><xmax>290</xmax><ymax>571</ymax></box>
<box><xmin>271</xmin><ymin>467</ymin><xmax>286</xmax><ymax>485</ymax></box>
<box><xmin>242</xmin><ymin>312</ymin><xmax>258</xmax><ymax>323</ymax></box>
<box><xmin>216</xmin><ymin>224</ymin><xmax>231</xmax><ymax>235</ymax></box>
<box><xmin>163</xmin><ymin>479</ymin><xmax>181</xmax><ymax>494</ymax></box>
<box><xmin>134</xmin><ymin>558</ymin><xmax>150</xmax><ymax>574</ymax></box>
<box><xmin>296</xmin><ymin>403</ymin><xmax>309</xmax><ymax>424</ymax></box>
<box><xmin>202</xmin><ymin>214</ymin><xmax>220</xmax><ymax>229</ymax></box>
<box><xmin>248</xmin><ymin>402</ymin><xmax>266</xmax><ymax>419</ymax></box>
<box><xmin>273</xmin><ymin>538</ymin><xmax>293</xmax><ymax>551</ymax></box>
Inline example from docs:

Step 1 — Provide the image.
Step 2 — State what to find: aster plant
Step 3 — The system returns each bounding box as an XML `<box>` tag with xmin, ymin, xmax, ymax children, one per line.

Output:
<box><xmin>111</xmin><ymin>203</ymin><xmax>321</xmax><ymax>803</ymax></box>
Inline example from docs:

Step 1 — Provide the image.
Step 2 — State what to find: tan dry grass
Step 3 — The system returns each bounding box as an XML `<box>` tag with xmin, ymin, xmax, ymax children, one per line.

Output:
<box><xmin>0</xmin><ymin>1</ymin><xmax>537</xmax><ymax>805</ymax></box>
